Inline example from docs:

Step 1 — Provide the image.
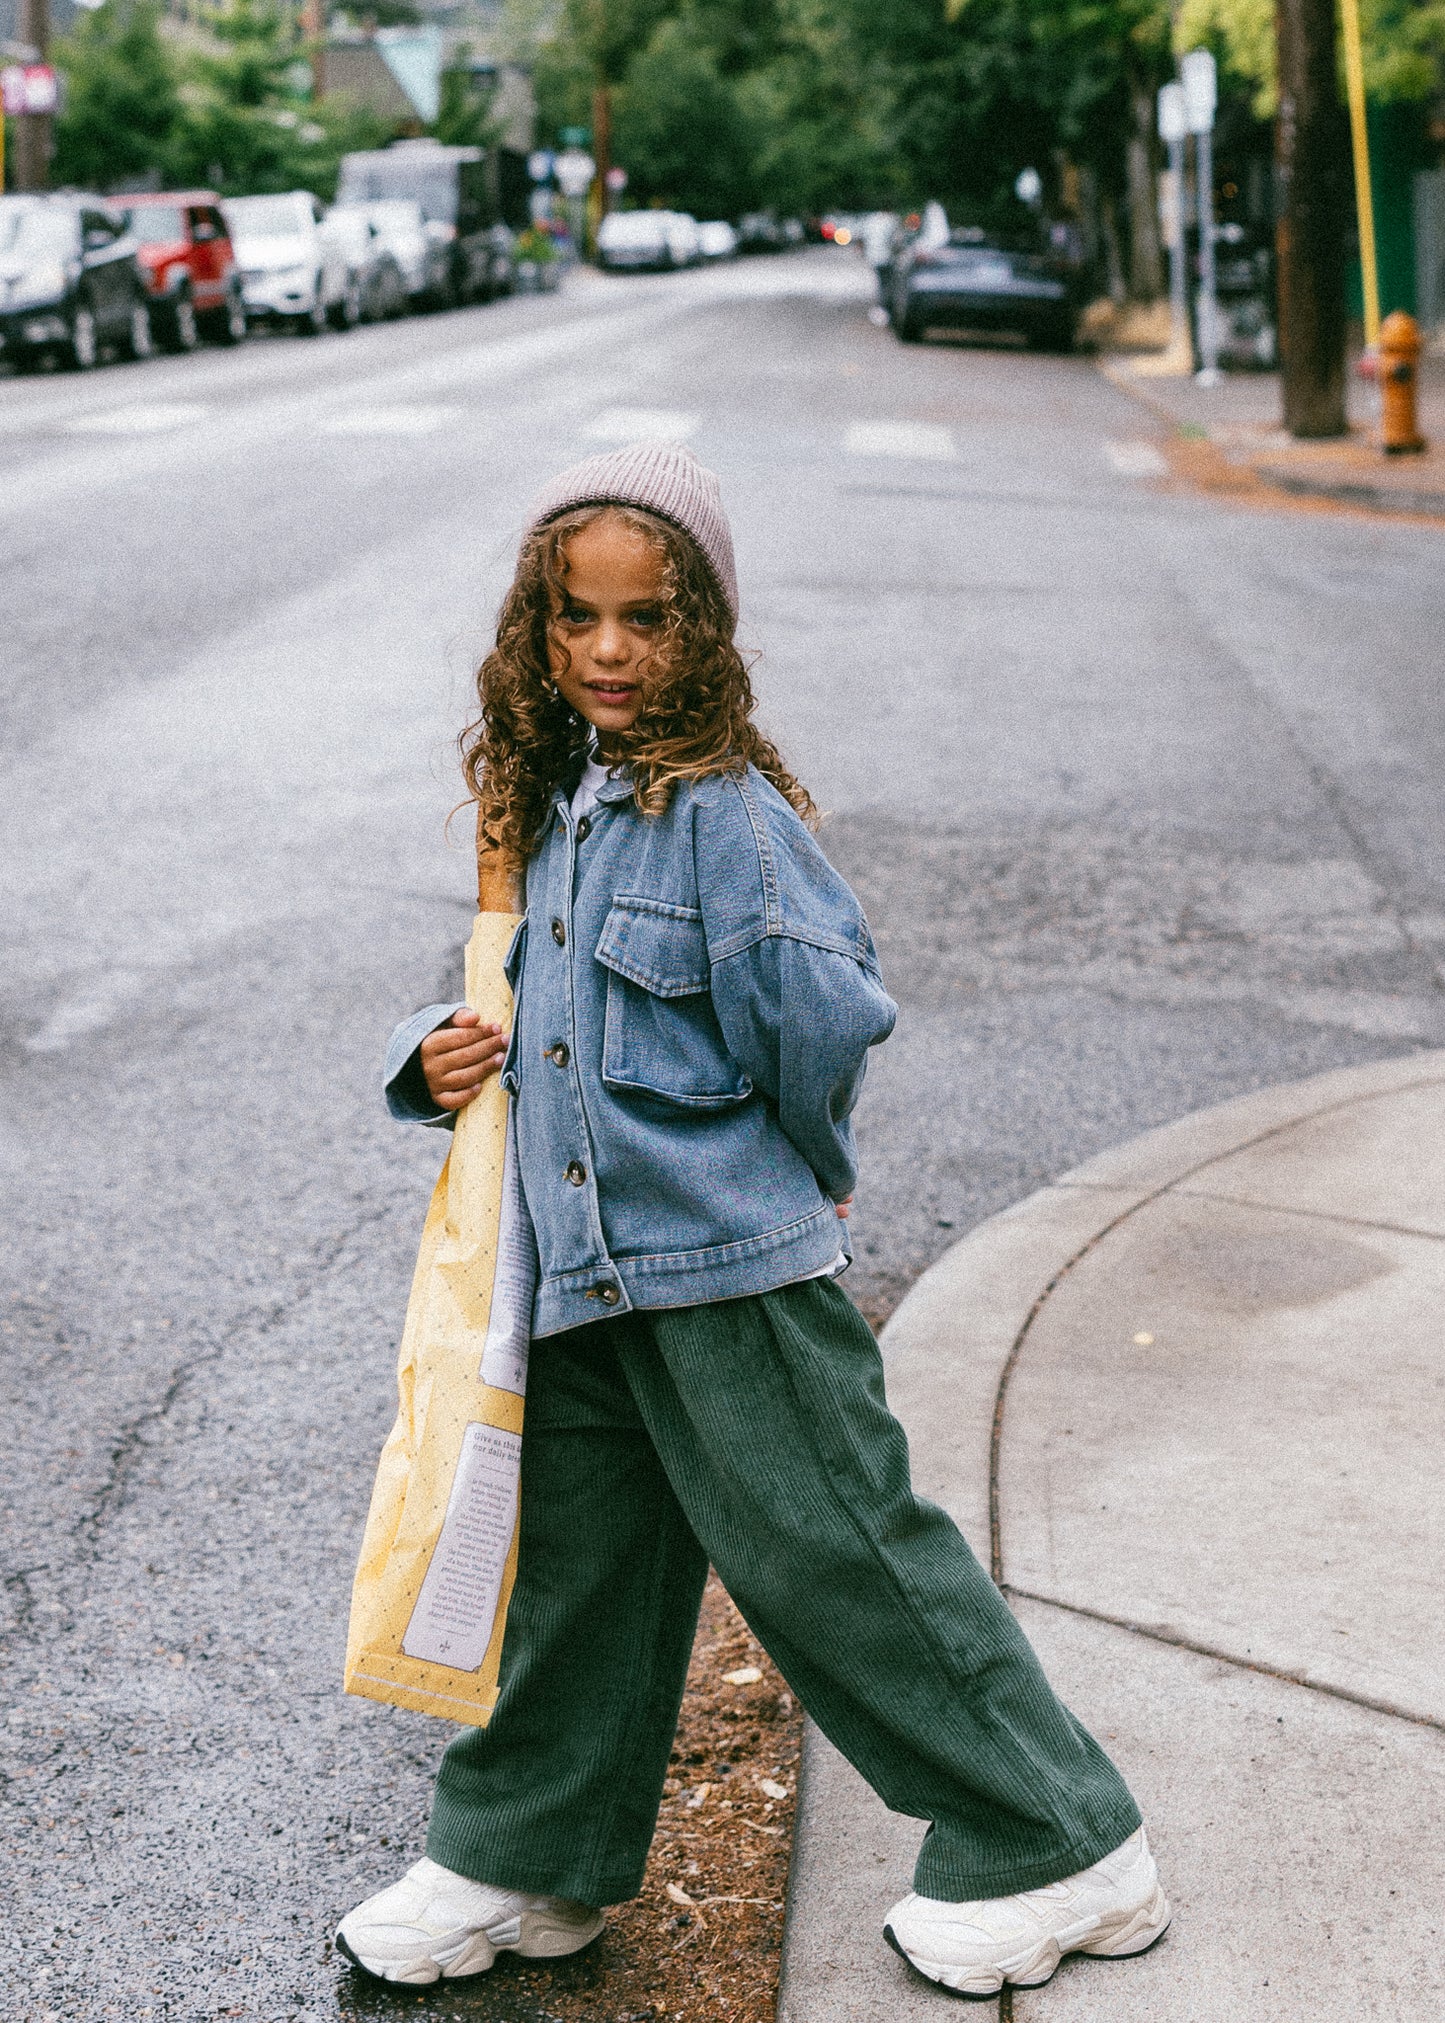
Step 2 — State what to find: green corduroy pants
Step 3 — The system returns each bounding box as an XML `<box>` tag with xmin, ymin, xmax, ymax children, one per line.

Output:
<box><xmin>427</xmin><ymin>1277</ymin><xmax>1140</xmax><ymax>1906</ymax></box>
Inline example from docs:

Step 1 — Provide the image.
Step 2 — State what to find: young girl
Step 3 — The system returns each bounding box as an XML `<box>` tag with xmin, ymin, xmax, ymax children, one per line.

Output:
<box><xmin>339</xmin><ymin>443</ymin><xmax>1170</xmax><ymax>1999</ymax></box>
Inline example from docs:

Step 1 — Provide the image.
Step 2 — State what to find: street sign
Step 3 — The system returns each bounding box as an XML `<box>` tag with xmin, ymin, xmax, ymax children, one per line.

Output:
<box><xmin>553</xmin><ymin>148</ymin><xmax>595</xmax><ymax>199</ymax></box>
<box><xmin>1014</xmin><ymin>166</ymin><xmax>1042</xmax><ymax>205</ymax></box>
<box><xmin>1</xmin><ymin>62</ymin><xmax>59</xmax><ymax>115</ymax></box>
<box><xmin>527</xmin><ymin>149</ymin><xmax>554</xmax><ymax>183</ymax></box>
<box><xmin>1181</xmin><ymin>48</ymin><xmax>1217</xmax><ymax>134</ymax></box>
<box><xmin>1157</xmin><ymin>81</ymin><xmax>1187</xmax><ymax>145</ymax></box>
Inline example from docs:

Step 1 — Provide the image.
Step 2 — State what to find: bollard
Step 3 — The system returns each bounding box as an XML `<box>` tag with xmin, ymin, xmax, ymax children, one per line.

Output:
<box><xmin>1378</xmin><ymin>311</ymin><xmax>1426</xmax><ymax>455</ymax></box>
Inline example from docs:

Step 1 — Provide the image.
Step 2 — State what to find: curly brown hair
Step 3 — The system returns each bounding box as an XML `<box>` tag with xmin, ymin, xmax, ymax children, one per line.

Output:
<box><xmin>462</xmin><ymin>503</ymin><xmax>816</xmax><ymax>866</ymax></box>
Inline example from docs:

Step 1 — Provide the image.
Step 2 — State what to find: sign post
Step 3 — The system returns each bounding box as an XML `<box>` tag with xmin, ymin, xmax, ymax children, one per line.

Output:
<box><xmin>1157</xmin><ymin>82</ymin><xmax>1192</xmax><ymax>371</ymax></box>
<box><xmin>1182</xmin><ymin>49</ymin><xmax>1220</xmax><ymax>385</ymax></box>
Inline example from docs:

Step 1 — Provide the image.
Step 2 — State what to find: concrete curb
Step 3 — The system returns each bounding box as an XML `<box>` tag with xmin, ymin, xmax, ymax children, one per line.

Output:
<box><xmin>1096</xmin><ymin>356</ymin><xmax>1445</xmax><ymax>521</ymax></box>
<box><xmin>777</xmin><ymin>1046</ymin><xmax>1445</xmax><ymax>2022</ymax></box>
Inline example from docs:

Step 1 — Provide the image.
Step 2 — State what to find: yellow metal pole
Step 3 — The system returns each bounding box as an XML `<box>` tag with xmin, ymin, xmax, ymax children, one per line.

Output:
<box><xmin>1339</xmin><ymin>0</ymin><xmax>1380</xmax><ymax>345</ymax></box>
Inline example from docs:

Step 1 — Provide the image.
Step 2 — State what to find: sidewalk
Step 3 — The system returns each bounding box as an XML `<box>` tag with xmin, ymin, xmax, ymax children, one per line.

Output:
<box><xmin>1101</xmin><ymin>351</ymin><xmax>1445</xmax><ymax>518</ymax></box>
<box><xmin>777</xmin><ymin>1051</ymin><xmax>1445</xmax><ymax>2021</ymax></box>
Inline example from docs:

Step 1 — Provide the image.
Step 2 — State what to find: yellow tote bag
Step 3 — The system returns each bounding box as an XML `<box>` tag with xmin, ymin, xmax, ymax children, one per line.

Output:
<box><xmin>345</xmin><ymin>851</ymin><xmax>528</xmax><ymax>1725</ymax></box>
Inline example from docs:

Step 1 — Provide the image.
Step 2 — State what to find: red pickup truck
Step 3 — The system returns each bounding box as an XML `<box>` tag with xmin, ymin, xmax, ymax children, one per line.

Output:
<box><xmin>121</xmin><ymin>191</ymin><xmax>247</xmax><ymax>350</ymax></box>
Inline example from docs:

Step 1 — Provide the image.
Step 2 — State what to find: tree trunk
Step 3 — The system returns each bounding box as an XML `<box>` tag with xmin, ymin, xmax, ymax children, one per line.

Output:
<box><xmin>1126</xmin><ymin>88</ymin><xmax>1164</xmax><ymax>301</ymax></box>
<box><xmin>1276</xmin><ymin>0</ymin><xmax>1348</xmax><ymax>436</ymax></box>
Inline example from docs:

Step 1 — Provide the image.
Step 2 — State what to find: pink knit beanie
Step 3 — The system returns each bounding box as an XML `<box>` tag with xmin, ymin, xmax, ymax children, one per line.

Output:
<box><xmin>525</xmin><ymin>441</ymin><xmax>739</xmax><ymax>621</ymax></box>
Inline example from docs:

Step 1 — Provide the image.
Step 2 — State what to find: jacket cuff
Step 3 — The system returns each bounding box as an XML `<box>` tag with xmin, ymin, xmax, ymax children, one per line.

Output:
<box><xmin>384</xmin><ymin>1001</ymin><xmax>468</xmax><ymax>1127</ymax></box>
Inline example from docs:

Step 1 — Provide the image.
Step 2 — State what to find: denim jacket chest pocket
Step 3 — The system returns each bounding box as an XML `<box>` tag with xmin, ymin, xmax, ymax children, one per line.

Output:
<box><xmin>594</xmin><ymin>896</ymin><xmax>751</xmax><ymax>1109</ymax></box>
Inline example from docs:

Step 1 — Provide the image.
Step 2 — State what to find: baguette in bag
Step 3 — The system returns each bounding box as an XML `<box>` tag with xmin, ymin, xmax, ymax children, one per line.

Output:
<box><xmin>345</xmin><ymin>896</ymin><xmax>530</xmax><ymax>1725</ymax></box>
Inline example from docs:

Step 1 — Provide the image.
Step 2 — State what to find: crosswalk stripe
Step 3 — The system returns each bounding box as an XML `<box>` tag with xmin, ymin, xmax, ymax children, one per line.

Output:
<box><xmin>844</xmin><ymin>421</ymin><xmax>956</xmax><ymax>460</ymax></box>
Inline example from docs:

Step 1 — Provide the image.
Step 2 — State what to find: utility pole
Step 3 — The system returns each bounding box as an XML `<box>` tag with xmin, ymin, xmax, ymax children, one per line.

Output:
<box><xmin>1275</xmin><ymin>0</ymin><xmax>1348</xmax><ymax>436</ymax></box>
<box><xmin>591</xmin><ymin>79</ymin><xmax>612</xmax><ymax>222</ymax></box>
<box><xmin>13</xmin><ymin>0</ymin><xmax>49</xmax><ymax>192</ymax></box>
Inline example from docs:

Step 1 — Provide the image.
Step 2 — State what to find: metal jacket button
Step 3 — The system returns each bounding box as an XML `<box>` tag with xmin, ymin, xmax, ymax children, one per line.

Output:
<box><xmin>545</xmin><ymin>1041</ymin><xmax>570</xmax><ymax>1068</ymax></box>
<box><xmin>575</xmin><ymin>815</ymin><xmax>592</xmax><ymax>842</ymax></box>
<box><xmin>596</xmin><ymin>1281</ymin><xmax>619</xmax><ymax>1305</ymax></box>
<box><xmin>564</xmin><ymin>1160</ymin><xmax>586</xmax><ymax>1186</ymax></box>
<box><xmin>551</xmin><ymin>917</ymin><xmax>566</xmax><ymax>946</ymax></box>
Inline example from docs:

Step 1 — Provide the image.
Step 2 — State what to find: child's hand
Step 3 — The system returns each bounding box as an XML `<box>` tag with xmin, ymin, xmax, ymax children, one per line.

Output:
<box><xmin>835</xmin><ymin>1195</ymin><xmax>853</xmax><ymax>1220</ymax></box>
<box><xmin>420</xmin><ymin>1010</ymin><xmax>509</xmax><ymax>1113</ymax></box>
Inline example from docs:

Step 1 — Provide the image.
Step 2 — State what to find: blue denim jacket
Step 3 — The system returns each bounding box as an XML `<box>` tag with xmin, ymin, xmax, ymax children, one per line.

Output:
<box><xmin>385</xmin><ymin>764</ymin><xmax>897</xmax><ymax>1337</ymax></box>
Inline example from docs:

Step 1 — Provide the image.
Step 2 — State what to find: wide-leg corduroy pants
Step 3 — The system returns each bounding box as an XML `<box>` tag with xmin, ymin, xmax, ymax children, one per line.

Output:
<box><xmin>426</xmin><ymin>1277</ymin><xmax>1140</xmax><ymax>1906</ymax></box>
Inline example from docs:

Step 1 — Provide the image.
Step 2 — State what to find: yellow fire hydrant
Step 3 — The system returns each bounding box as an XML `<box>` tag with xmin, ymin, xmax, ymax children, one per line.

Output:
<box><xmin>1379</xmin><ymin>311</ymin><xmax>1426</xmax><ymax>455</ymax></box>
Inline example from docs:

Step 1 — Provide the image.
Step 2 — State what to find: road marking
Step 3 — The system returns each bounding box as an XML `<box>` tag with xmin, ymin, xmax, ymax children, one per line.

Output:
<box><xmin>64</xmin><ymin>403</ymin><xmax>210</xmax><ymax>435</ymax></box>
<box><xmin>320</xmin><ymin>404</ymin><xmax>462</xmax><ymax>436</ymax></box>
<box><xmin>1104</xmin><ymin>439</ymin><xmax>1169</xmax><ymax>478</ymax></box>
<box><xmin>844</xmin><ymin>421</ymin><xmax>956</xmax><ymax>460</ymax></box>
<box><xmin>585</xmin><ymin>406</ymin><xmax>699</xmax><ymax>442</ymax></box>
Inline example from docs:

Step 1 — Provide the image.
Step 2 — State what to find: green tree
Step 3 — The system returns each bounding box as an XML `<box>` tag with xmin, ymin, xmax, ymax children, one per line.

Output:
<box><xmin>169</xmin><ymin>0</ymin><xmax>390</xmax><ymax>197</ymax></box>
<box><xmin>51</xmin><ymin>0</ymin><xmax>184</xmax><ymax>192</ymax></box>
<box><xmin>1177</xmin><ymin>0</ymin><xmax>1445</xmax><ymax>112</ymax></box>
<box><xmin>613</xmin><ymin>15</ymin><xmax>762</xmax><ymax>215</ymax></box>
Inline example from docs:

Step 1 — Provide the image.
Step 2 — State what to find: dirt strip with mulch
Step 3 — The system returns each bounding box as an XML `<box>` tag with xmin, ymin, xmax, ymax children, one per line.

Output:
<box><xmin>336</xmin><ymin>1571</ymin><xmax>803</xmax><ymax>2023</ymax></box>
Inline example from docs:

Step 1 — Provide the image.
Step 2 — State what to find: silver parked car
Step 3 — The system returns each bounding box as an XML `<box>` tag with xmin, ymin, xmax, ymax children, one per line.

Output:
<box><xmin>322</xmin><ymin>205</ymin><xmax>408</xmax><ymax>322</ymax></box>
<box><xmin>349</xmin><ymin>198</ymin><xmax>451</xmax><ymax>309</ymax></box>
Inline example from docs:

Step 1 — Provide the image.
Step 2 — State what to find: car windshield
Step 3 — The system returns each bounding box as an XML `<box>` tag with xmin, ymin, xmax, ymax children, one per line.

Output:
<box><xmin>940</xmin><ymin>219</ymin><xmax>1043</xmax><ymax>256</ymax></box>
<box><xmin>0</xmin><ymin>202</ymin><xmax>75</xmax><ymax>260</ymax></box>
<box><xmin>224</xmin><ymin>196</ymin><xmax>307</xmax><ymax>238</ymax></box>
<box><xmin>125</xmin><ymin>205</ymin><xmax>188</xmax><ymax>245</ymax></box>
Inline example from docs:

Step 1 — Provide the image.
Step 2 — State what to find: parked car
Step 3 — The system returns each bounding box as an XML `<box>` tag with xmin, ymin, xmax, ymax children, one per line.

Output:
<box><xmin>350</xmin><ymin>197</ymin><xmax>451</xmax><ymax>309</ymax></box>
<box><xmin>322</xmin><ymin>205</ymin><xmax>408</xmax><ymax>322</ymax></box>
<box><xmin>596</xmin><ymin>209</ymin><xmax>675</xmax><ymax>271</ymax></box>
<box><xmin>121</xmin><ymin>190</ymin><xmax>246</xmax><ymax>350</ymax></box>
<box><xmin>737</xmin><ymin>210</ymin><xmax>787</xmax><ymax>253</ymax></box>
<box><xmin>0</xmin><ymin>193</ymin><xmax>152</xmax><ymax>371</ymax></box>
<box><xmin>890</xmin><ymin>211</ymin><xmax>1078</xmax><ymax>350</ymax></box>
<box><xmin>596</xmin><ymin>209</ymin><xmax>701</xmax><ymax>271</ymax></box>
<box><xmin>334</xmin><ymin>140</ymin><xmax>526</xmax><ymax>304</ymax></box>
<box><xmin>221</xmin><ymin>191</ymin><xmax>351</xmax><ymax>334</ymax></box>
<box><xmin>697</xmin><ymin>220</ymin><xmax>738</xmax><ymax>261</ymax></box>
<box><xmin>663</xmin><ymin>213</ymin><xmax>702</xmax><ymax>267</ymax></box>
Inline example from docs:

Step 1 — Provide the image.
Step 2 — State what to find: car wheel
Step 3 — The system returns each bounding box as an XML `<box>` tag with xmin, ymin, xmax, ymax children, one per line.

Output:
<box><xmin>297</xmin><ymin>292</ymin><xmax>327</xmax><ymax>336</ymax></box>
<box><xmin>896</xmin><ymin>308</ymin><xmax>924</xmax><ymax>343</ymax></box>
<box><xmin>1029</xmin><ymin>317</ymin><xmax>1075</xmax><ymax>354</ymax></box>
<box><xmin>166</xmin><ymin>292</ymin><xmax>200</xmax><ymax>353</ymax></box>
<box><xmin>122</xmin><ymin>298</ymin><xmax>155</xmax><ymax>360</ymax></box>
<box><xmin>330</xmin><ymin>279</ymin><xmax>362</xmax><ymax>329</ymax></box>
<box><xmin>207</xmin><ymin>284</ymin><xmax>248</xmax><ymax>345</ymax></box>
<box><xmin>66</xmin><ymin>302</ymin><xmax>99</xmax><ymax>371</ymax></box>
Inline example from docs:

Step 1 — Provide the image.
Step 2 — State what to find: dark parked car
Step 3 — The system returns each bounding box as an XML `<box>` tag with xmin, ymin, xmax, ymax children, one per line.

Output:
<box><xmin>0</xmin><ymin>194</ymin><xmax>153</xmax><ymax>370</ymax></box>
<box><xmin>122</xmin><ymin>191</ymin><xmax>247</xmax><ymax>350</ymax></box>
<box><xmin>891</xmin><ymin>213</ymin><xmax>1078</xmax><ymax>350</ymax></box>
<box><xmin>334</xmin><ymin>139</ymin><xmax>528</xmax><ymax>305</ymax></box>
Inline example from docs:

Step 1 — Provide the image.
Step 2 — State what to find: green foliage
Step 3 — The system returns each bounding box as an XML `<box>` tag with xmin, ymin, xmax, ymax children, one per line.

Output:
<box><xmin>613</xmin><ymin>16</ymin><xmax>761</xmax><ymax>215</ymax></box>
<box><xmin>51</xmin><ymin>0</ymin><xmax>390</xmax><ymax>199</ymax></box>
<box><xmin>51</xmin><ymin>0</ymin><xmax>184</xmax><ymax>192</ymax></box>
<box><xmin>433</xmin><ymin>54</ymin><xmax>503</xmax><ymax>149</ymax></box>
<box><xmin>1177</xmin><ymin>0</ymin><xmax>1445</xmax><ymax>114</ymax></box>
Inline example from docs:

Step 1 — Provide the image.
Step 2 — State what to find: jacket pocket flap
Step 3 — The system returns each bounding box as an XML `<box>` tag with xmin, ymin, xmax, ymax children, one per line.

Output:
<box><xmin>502</xmin><ymin>915</ymin><xmax>528</xmax><ymax>991</ymax></box>
<box><xmin>595</xmin><ymin>898</ymin><xmax>710</xmax><ymax>998</ymax></box>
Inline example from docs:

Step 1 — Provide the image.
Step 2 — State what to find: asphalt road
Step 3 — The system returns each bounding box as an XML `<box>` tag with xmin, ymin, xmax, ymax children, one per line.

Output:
<box><xmin>4</xmin><ymin>249</ymin><xmax>1445</xmax><ymax>2023</ymax></box>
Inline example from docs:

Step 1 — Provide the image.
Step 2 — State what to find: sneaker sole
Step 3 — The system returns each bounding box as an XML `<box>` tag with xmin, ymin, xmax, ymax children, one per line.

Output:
<box><xmin>884</xmin><ymin>1887</ymin><xmax>1172</xmax><ymax>1999</ymax></box>
<box><xmin>335</xmin><ymin>1911</ymin><xmax>605</xmax><ymax>1986</ymax></box>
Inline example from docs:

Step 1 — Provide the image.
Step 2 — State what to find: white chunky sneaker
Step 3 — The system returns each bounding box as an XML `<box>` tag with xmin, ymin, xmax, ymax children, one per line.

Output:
<box><xmin>884</xmin><ymin>1826</ymin><xmax>1170</xmax><ymax>1998</ymax></box>
<box><xmin>336</xmin><ymin>1856</ymin><xmax>605</xmax><ymax>1986</ymax></box>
